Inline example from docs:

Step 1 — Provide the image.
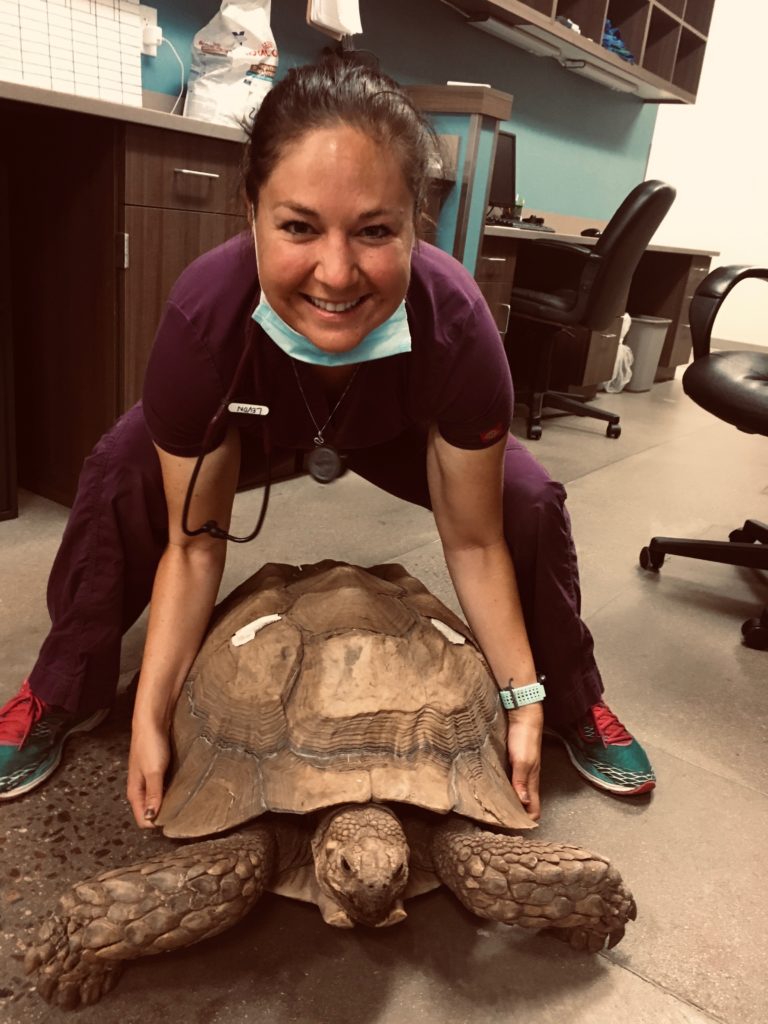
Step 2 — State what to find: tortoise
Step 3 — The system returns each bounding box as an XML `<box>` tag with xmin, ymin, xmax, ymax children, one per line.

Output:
<box><xmin>26</xmin><ymin>561</ymin><xmax>636</xmax><ymax>1009</ymax></box>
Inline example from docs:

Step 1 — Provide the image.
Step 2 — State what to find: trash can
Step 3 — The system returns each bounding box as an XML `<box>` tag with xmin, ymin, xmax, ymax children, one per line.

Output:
<box><xmin>625</xmin><ymin>315</ymin><xmax>672</xmax><ymax>392</ymax></box>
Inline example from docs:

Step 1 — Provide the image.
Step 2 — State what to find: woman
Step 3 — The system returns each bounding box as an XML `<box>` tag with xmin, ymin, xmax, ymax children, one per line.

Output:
<box><xmin>0</xmin><ymin>58</ymin><xmax>654</xmax><ymax>824</ymax></box>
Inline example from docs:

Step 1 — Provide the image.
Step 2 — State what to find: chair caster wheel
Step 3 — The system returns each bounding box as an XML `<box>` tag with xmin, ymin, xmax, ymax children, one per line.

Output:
<box><xmin>742</xmin><ymin>619</ymin><xmax>768</xmax><ymax>650</ymax></box>
<box><xmin>527</xmin><ymin>424</ymin><xmax>543</xmax><ymax>441</ymax></box>
<box><xmin>742</xmin><ymin>609</ymin><xmax>768</xmax><ymax>650</ymax></box>
<box><xmin>606</xmin><ymin>423</ymin><xmax>622</xmax><ymax>439</ymax></box>
<box><xmin>639</xmin><ymin>546</ymin><xmax>664</xmax><ymax>571</ymax></box>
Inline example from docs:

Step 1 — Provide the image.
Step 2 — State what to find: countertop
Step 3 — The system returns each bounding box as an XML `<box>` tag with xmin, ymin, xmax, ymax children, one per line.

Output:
<box><xmin>484</xmin><ymin>224</ymin><xmax>719</xmax><ymax>258</ymax></box>
<box><xmin>0</xmin><ymin>80</ymin><xmax>247</xmax><ymax>142</ymax></box>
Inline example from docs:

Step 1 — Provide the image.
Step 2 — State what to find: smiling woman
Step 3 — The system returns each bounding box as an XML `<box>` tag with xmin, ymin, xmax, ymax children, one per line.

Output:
<box><xmin>0</xmin><ymin>56</ymin><xmax>656</xmax><ymax>834</ymax></box>
<box><xmin>252</xmin><ymin>124</ymin><xmax>415</xmax><ymax>356</ymax></box>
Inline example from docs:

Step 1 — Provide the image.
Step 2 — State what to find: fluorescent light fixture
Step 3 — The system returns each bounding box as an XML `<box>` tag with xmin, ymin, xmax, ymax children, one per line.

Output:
<box><xmin>561</xmin><ymin>59</ymin><xmax>639</xmax><ymax>94</ymax></box>
<box><xmin>469</xmin><ymin>17</ymin><xmax>562</xmax><ymax>59</ymax></box>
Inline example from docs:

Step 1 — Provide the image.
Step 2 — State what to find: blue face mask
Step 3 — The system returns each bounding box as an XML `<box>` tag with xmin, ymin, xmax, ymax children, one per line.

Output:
<box><xmin>251</xmin><ymin>292</ymin><xmax>412</xmax><ymax>367</ymax></box>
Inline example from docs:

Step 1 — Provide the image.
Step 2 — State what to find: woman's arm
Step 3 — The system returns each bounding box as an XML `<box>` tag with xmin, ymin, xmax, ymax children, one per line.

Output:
<box><xmin>127</xmin><ymin>424</ymin><xmax>241</xmax><ymax>828</ymax></box>
<box><xmin>426</xmin><ymin>425</ymin><xmax>543</xmax><ymax>820</ymax></box>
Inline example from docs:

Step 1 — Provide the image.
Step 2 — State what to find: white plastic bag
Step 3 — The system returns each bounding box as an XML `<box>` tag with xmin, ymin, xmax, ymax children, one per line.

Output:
<box><xmin>601</xmin><ymin>313</ymin><xmax>634</xmax><ymax>393</ymax></box>
<box><xmin>184</xmin><ymin>2</ymin><xmax>278</xmax><ymax>129</ymax></box>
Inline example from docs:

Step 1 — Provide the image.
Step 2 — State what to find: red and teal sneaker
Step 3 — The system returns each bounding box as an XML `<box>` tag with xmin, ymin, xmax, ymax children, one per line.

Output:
<box><xmin>0</xmin><ymin>680</ymin><xmax>108</xmax><ymax>800</ymax></box>
<box><xmin>546</xmin><ymin>702</ymin><xmax>656</xmax><ymax>795</ymax></box>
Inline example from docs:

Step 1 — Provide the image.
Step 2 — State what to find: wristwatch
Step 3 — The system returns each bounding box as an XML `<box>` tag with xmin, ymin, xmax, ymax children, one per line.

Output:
<box><xmin>499</xmin><ymin>674</ymin><xmax>546</xmax><ymax>711</ymax></box>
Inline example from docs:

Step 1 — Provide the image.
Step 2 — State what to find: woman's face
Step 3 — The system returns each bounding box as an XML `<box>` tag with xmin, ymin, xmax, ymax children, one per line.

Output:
<box><xmin>253</xmin><ymin>124</ymin><xmax>416</xmax><ymax>355</ymax></box>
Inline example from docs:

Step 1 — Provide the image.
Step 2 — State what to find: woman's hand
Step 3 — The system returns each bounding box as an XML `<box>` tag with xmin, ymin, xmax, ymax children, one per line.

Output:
<box><xmin>127</xmin><ymin>718</ymin><xmax>171</xmax><ymax>829</ymax></box>
<box><xmin>123</xmin><ymin>429</ymin><xmax>240</xmax><ymax>830</ymax></box>
<box><xmin>506</xmin><ymin>702</ymin><xmax>543</xmax><ymax>821</ymax></box>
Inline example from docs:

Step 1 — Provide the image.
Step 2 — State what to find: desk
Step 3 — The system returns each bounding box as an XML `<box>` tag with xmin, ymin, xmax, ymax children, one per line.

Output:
<box><xmin>478</xmin><ymin>221</ymin><xmax>718</xmax><ymax>393</ymax></box>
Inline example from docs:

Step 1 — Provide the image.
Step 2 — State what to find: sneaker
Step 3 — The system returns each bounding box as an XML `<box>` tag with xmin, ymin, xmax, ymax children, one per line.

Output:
<box><xmin>545</xmin><ymin>702</ymin><xmax>655</xmax><ymax>795</ymax></box>
<box><xmin>0</xmin><ymin>680</ymin><xmax>108</xmax><ymax>800</ymax></box>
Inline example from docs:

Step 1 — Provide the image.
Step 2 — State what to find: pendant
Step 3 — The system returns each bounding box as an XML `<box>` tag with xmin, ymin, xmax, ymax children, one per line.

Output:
<box><xmin>307</xmin><ymin>444</ymin><xmax>344</xmax><ymax>484</ymax></box>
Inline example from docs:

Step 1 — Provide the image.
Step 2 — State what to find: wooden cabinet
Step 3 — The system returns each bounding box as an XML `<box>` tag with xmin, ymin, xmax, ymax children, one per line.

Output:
<box><xmin>120</xmin><ymin>124</ymin><xmax>247</xmax><ymax>409</ymax></box>
<box><xmin>3</xmin><ymin>102</ymin><xmax>247</xmax><ymax>506</ymax></box>
<box><xmin>627</xmin><ymin>249</ymin><xmax>712</xmax><ymax>380</ymax></box>
<box><xmin>549</xmin><ymin>315</ymin><xmax>624</xmax><ymax>396</ymax></box>
<box><xmin>6</xmin><ymin>102</ymin><xmax>120</xmax><ymax>507</ymax></box>
<box><xmin>442</xmin><ymin>0</ymin><xmax>715</xmax><ymax>103</ymax></box>
<box><xmin>474</xmin><ymin>241</ymin><xmax>517</xmax><ymax>336</ymax></box>
<box><xmin>0</xmin><ymin>155</ymin><xmax>16</xmax><ymax>520</ymax></box>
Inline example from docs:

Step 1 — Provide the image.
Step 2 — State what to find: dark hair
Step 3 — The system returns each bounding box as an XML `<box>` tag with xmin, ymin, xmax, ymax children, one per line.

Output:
<box><xmin>243</xmin><ymin>56</ymin><xmax>441</xmax><ymax>234</ymax></box>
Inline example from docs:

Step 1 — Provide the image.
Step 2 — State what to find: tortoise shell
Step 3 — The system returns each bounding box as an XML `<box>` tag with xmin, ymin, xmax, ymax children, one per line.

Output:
<box><xmin>156</xmin><ymin>561</ymin><xmax>534</xmax><ymax>838</ymax></box>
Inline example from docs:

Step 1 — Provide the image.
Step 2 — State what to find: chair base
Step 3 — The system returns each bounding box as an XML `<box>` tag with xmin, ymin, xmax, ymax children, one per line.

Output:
<box><xmin>524</xmin><ymin>390</ymin><xmax>622</xmax><ymax>441</ymax></box>
<box><xmin>639</xmin><ymin>519</ymin><xmax>768</xmax><ymax>650</ymax></box>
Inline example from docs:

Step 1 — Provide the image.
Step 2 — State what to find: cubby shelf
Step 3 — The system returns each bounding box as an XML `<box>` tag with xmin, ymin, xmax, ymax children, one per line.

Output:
<box><xmin>441</xmin><ymin>0</ymin><xmax>715</xmax><ymax>103</ymax></box>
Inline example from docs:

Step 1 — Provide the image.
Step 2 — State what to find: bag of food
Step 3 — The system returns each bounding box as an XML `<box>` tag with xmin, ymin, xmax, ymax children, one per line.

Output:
<box><xmin>184</xmin><ymin>2</ymin><xmax>278</xmax><ymax>129</ymax></box>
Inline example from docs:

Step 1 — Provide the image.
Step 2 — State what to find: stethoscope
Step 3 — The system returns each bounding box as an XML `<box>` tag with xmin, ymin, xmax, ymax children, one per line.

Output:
<box><xmin>181</xmin><ymin>321</ymin><xmax>272</xmax><ymax>544</ymax></box>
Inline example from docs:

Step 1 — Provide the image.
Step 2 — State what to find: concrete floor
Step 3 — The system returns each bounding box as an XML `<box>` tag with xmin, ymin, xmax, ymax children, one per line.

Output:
<box><xmin>1</xmin><ymin>378</ymin><xmax>767</xmax><ymax>1024</ymax></box>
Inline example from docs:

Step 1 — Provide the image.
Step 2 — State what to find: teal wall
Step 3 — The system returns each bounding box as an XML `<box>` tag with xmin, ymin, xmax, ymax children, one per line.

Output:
<box><xmin>143</xmin><ymin>0</ymin><xmax>657</xmax><ymax>220</ymax></box>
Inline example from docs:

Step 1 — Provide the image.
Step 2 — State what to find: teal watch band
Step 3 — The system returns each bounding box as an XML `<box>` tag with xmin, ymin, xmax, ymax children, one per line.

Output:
<box><xmin>499</xmin><ymin>675</ymin><xmax>546</xmax><ymax>710</ymax></box>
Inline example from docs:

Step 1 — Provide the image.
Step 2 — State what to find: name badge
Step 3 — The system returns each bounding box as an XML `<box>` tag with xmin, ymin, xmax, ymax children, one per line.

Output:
<box><xmin>228</xmin><ymin>402</ymin><xmax>269</xmax><ymax>416</ymax></box>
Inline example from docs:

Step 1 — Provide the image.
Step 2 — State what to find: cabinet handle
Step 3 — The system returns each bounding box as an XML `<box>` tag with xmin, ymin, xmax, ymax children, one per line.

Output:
<box><xmin>499</xmin><ymin>303</ymin><xmax>511</xmax><ymax>335</ymax></box>
<box><xmin>481</xmin><ymin>256</ymin><xmax>507</xmax><ymax>262</ymax></box>
<box><xmin>173</xmin><ymin>168</ymin><xmax>221</xmax><ymax>179</ymax></box>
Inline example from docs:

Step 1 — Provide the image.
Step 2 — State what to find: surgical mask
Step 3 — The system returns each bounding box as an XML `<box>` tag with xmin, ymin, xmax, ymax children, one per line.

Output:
<box><xmin>251</xmin><ymin>292</ymin><xmax>412</xmax><ymax>366</ymax></box>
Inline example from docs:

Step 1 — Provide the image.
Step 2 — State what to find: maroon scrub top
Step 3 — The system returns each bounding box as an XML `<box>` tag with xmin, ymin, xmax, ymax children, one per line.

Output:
<box><xmin>142</xmin><ymin>233</ymin><xmax>513</xmax><ymax>458</ymax></box>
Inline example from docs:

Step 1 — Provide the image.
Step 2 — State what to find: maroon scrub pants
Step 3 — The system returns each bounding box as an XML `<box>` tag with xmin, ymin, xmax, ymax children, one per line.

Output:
<box><xmin>28</xmin><ymin>404</ymin><xmax>603</xmax><ymax>727</ymax></box>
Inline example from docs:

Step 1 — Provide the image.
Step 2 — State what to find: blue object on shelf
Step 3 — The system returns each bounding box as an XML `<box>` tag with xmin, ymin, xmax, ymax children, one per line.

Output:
<box><xmin>602</xmin><ymin>19</ymin><xmax>636</xmax><ymax>64</ymax></box>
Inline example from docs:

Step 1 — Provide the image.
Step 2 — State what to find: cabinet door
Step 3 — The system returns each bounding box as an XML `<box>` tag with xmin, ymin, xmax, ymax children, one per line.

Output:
<box><xmin>0</xmin><ymin>155</ymin><xmax>16</xmax><ymax>520</ymax></box>
<box><xmin>583</xmin><ymin>316</ymin><xmax>622</xmax><ymax>386</ymax></box>
<box><xmin>656</xmin><ymin>256</ymin><xmax>711</xmax><ymax>379</ymax></box>
<box><xmin>7</xmin><ymin>104</ymin><xmax>120</xmax><ymax>507</ymax></box>
<box><xmin>475</xmin><ymin>252</ymin><xmax>517</xmax><ymax>336</ymax></box>
<box><xmin>120</xmin><ymin>207</ymin><xmax>247</xmax><ymax>410</ymax></box>
<box><xmin>124</xmin><ymin>124</ymin><xmax>245</xmax><ymax>217</ymax></box>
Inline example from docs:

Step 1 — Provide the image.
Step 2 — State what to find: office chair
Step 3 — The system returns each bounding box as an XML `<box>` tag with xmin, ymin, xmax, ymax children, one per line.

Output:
<box><xmin>507</xmin><ymin>179</ymin><xmax>676</xmax><ymax>440</ymax></box>
<box><xmin>639</xmin><ymin>266</ymin><xmax>768</xmax><ymax>651</ymax></box>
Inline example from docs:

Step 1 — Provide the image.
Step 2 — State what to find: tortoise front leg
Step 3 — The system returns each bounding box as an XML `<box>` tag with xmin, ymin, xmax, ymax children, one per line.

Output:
<box><xmin>25</xmin><ymin>825</ymin><xmax>277</xmax><ymax>1010</ymax></box>
<box><xmin>430</xmin><ymin>817</ymin><xmax>636</xmax><ymax>952</ymax></box>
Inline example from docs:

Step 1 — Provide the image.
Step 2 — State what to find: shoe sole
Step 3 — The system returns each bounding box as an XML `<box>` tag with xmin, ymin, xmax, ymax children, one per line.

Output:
<box><xmin>544</xmin><ymin>728</ymin><xmax>656</xmax><ymax>796</ymax></box>
<box><xmin>0</xmin><ymin>708</ymin><xmax>109</xmax><ymax>801</ymax></box>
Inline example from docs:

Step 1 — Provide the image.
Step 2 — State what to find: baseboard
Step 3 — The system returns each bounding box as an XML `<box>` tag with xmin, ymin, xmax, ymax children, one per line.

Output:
<box><xmin>711</xmin><ymin>336</ymin><xmax>768</xmax><ymax>353</ymax></box>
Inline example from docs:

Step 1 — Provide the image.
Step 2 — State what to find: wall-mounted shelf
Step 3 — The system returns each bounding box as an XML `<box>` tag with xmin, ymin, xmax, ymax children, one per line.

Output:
<box><xmin>441</xmin><ymin>0</ymin><xmax>714</xmax><ymax>103</ymax></box>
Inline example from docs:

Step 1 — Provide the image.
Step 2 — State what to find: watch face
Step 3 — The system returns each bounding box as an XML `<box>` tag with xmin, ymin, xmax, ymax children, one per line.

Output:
<box><xmin>307</xmin><ymin>445</ymin><xmax>343</xmax><ymax>484</ymax></box>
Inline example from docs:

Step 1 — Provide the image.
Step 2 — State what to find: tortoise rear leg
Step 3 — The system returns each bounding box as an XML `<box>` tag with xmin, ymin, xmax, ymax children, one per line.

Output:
<box><xmin>430</xmin><ymin>817</ymin><xmax>636</xmax><ymax>952</ymax></box>
<box><xmin>25</xmin><ymin>824</ymin><xmax>278</xmax><ymax>1010</ymax></box>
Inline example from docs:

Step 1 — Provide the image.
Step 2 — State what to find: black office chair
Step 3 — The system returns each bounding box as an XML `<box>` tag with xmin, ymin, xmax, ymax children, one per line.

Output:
<box><xmin>639</xmin><ymin>266</ymin><xmax>768</xmax><ymax>650</ymax></box>
<box><xmin>507</xmin><ymin>180</ymin><xmax>676</xmax><ymax>440</ymax></box>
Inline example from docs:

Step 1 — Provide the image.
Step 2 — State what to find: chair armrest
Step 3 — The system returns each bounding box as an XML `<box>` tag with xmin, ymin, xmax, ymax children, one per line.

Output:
<box><xmin>690</xmin><ymin>266</ymin><xmax>768</xmax><ymax>359</ymax></box>
<box><xmin>523</xmin><ymin>239</ymin><xmax>594</xmax><ymax>258</ymax></box>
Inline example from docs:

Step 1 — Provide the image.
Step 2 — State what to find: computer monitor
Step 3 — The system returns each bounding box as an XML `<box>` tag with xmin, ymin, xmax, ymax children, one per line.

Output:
<box><xmin>488</xmin><ymin>131</ymin><xmax>516</xmax><ymax>210</ymax></box>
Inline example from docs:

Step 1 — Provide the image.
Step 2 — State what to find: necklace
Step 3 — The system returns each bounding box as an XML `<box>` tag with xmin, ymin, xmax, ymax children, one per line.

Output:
<box><xmin>291</xmin><ymin>361</ymin><xmax>361</xmax><ymax>483</ymax></box>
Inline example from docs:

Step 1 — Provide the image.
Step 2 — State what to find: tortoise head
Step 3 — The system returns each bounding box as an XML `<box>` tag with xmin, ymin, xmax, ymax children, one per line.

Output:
<box><xmin>312</xmin><ymin>805</ymin><xmax>409</xmax><ymax>927</ymax></box>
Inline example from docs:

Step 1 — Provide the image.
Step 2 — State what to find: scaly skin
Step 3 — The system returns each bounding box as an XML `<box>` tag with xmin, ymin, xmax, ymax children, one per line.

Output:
<box><xmin>430</xmin><ymin>817</ymin><xmax>636</xmax><ymax>951</ymax></box>
<box><xmin>24</xmin><ymin>825</ymin><xmax>278</xmax><ymax>1010</ymax></box>
<box><xmin>25</xmin><ymin>812</ymin><xmax>636</xmax><ymax>1009</ymax></box>
<box><xmin>312</xmin><ymin>805</ymin><xmax>409</xmax><ymax>927</ymax></box>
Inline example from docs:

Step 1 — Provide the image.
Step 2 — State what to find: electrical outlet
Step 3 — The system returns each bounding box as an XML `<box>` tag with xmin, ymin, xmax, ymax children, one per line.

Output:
<box><xmin>139</xmin><ymin>4</ymin><xmax>162</xmax><ymax>58</ymax></box>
